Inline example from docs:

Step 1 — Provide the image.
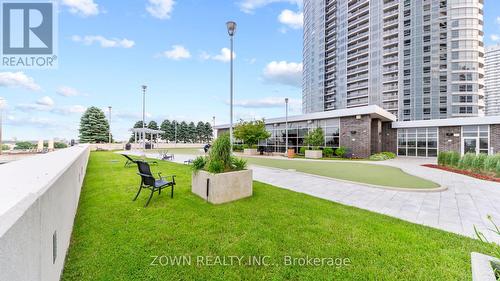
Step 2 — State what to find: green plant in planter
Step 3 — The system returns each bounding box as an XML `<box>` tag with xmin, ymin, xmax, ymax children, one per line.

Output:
<box><xmin>299</xmin><ymin>147</ymin><xmax>307</xmax><ymax>155</ymax></box>
<box><xmin>234</xmin><ymin>120</ymin><xmax>271</xmax><ymax>148</ymax></box>
<box><xmin>191</xmin><ymin>156</ymin><xmax>207</xmax><ymax>172</ymax></box>
<box><xmin>323</xmin><ymin>147</ymin><xmax>334</xmax><ymax>158</ymax></box>
<box><xmin>304</xmin><ymin>128</ymin><xmax>324</xmax><ymax>150</ymax></box>
<box><xmin>336</xmin><ymin>146</ymin><xmax>347</xmax><ymax>158</ymax></box>
<box><xmin>496</xmin><ymin>161</ymin><xmax>500</xmax><ymax>177</ymax></box>
<box><xmin>191</xmin><ymin>133</ymin><xmax>247</xmax><ymax>174</ymax></box>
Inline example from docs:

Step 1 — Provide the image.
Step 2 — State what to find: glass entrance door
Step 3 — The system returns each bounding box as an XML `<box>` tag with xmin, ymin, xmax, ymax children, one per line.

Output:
<box><xmin>463</xmin><ymin>138</ymin><xmax>477</xmax><ymax>154</ymax></box>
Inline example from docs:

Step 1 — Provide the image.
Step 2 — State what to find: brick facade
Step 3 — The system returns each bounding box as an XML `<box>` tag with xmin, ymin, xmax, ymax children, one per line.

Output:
<box><xmin>340</xmin><ymin>115</ymin><xmax>372</xmax><ymax>158</ymax></box>
<box><xmin>490</xmin><ymin>124</ymin><xmax>500</xmax><ymax>154</ymax></box>
<box><xmin>371</xmin><ymin>119</ymin><xmax>382</xmax><ymax>154</ymax></box>
<box><xmin>438</xmin><ymin>126</ymin><xmax>461</xmax><ymax>153</ymax></box>
<box><xmin>381</xmin><ymin>122</ymin><xmax>397</xmax><ymax>153</ymax></box>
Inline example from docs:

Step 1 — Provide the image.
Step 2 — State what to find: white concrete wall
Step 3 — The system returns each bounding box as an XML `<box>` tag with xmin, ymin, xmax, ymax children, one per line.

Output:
<box><xmin>0</xmin><ymin>145</ymin><xmax>90</xmax><ymax>281</ymax></box>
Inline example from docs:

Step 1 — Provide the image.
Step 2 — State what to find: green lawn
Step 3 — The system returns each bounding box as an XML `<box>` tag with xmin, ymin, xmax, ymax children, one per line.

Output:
<box><xmin>244</xmin><ymin>157</ymin><xmax>439</xmax><ymax>189</ymax></box>
<box><xmin>62</xmin><ymin>152</ymin><xmax>490</xmax><ymax>280</ymax></box>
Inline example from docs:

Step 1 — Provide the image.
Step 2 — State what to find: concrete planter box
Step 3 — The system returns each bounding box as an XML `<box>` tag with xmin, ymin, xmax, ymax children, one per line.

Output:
<box><xmin>191</xmin><ymin>169</ymin><xmax>253</xmax><ymax>204</ymax></box>
<box><xmin>305</xmin><ymin>150</ymin><xmax>323</xmax><ymax>159</ymax></box>
<box><xmin>243</xmin><ymin>148</ymin><xmax>259</xmax><ymax>155</ymax></box>
<box><xmin>471</xmin><ymin>252</ymin><xmax>500</xmax><ymax>281</ymax></box>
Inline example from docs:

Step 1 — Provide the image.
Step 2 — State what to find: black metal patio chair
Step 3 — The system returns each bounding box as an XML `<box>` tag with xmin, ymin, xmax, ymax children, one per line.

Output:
<box><xmin>122</xmin><ymin>154</ymin><xmax>158</xmax><ymax>168</ymax></box>
<box><xmin>133</xmin><ymin>161</ymin><xmax>176</xmax><ymax>207</ymax></box>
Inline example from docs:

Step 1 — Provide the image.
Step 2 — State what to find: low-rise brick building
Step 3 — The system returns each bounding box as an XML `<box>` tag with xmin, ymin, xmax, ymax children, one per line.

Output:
<box><xmin>215</xmin><ymin>105</ymin><xmax>500</xmax><ymax>158</ymax></box>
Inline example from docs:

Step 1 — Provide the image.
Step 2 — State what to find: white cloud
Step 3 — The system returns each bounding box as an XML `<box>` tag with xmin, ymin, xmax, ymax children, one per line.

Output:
<box><xmin>61</xmin><ymin>0</ymin><xmax>99</xmax><ymax>16</ymax></box>
<box><xmin>239</xmin><ymin>0</ymin><xmax>302</xmax><ymax>14</ymax></box>
<box><xmin>72</xmin><ymin>35</ymin><xmax>135</xmax><ymax>48</ymax></box>
<box><xmin>262</xmin><ymin>61</ymin><xmax>302</xmax><ymax>87</ymax></box>
<box><xmin>0</xmin><ymin>72</ymin><xmax>41</xmax><ymax>91</ymax></box>
<box><xmin>114</xmin><ymin>111</ymin><xmax>153</xmax><ymax>120</ymax></box>
<box><xmin>491</xmin><ymin>34</ymin><xmax>500</xmax><ymax>42</ymax></box>
<box><xmin>36</xmin><ymin>96</ymin><xmax>55</xmax><ymax>107</ymax></box>
<box><xmin>53</xmin><ymin>105</ymin><xmax>87</xmax><ymax>114</ymax></box>
<box><xmin>200</xmin><ymin>48</ymin><xmax>236</xmax><ymax>63</ymax></box>
<box><xmin>278</xmin><ymin>9</ymin><xmax>303</xmax><ymax>29</ymax></box>
<box><xmin>496</xmin><ymin>16</ymin><xmax>500</xmax><ymax>25</ymax></box>
<box><xmin>232</xmin><ymin>97</ymin><xmax>301</xmax><ymax>109</ymax></box>
<box><xmin>0</xmin><ymin>98</ymin><xmax>6</xmax><ymax>109</ymax></box>
<box><xmin>146</xmin><ymin>0</ymin><xmax>175</xmax><ymax>19</ymax></box>
<box><xmin>157</xmin><ymin>45</ymin><xmax>191</xmax><ymax>60</ymax></box>
<box><xmin>56</xmin><ymin>86</ymin><xmax>81</xmax><ymax>97</ymax></box>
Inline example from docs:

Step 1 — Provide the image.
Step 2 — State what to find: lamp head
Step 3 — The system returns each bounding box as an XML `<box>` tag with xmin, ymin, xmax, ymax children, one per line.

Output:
<box><xmin>141</xmin><ymin>85</ymin><xmax>147</xmax><ymax>91</ymax></box>
<box><xmin>226</xmin><ymin>21</ymin><xmax>237</xmax><ymax>36</ymax></box>
<box><xmin>285</xmin><ymin>98</ymin><xmax>289</xmax><ymax>104</ymax></box>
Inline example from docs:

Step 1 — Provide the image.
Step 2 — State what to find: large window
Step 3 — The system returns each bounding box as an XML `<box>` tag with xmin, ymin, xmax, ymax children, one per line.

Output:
<box><xmin>462</xmin><ymin>125</ymin><xmax>489</xmax><ymax>155</ymax></box>
<box><xmin>397</xmin><ymin>128</ymin><xmax>438</xmax><ymax>157</ymax></box>
<box><xmin>262</xmin><ymin>119</ymin><xmax>340</xmax><ymax>153</ymax></box>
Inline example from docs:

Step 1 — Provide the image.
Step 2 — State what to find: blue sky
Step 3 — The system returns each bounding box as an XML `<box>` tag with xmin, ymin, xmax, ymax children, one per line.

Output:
<box><xmin>0</xmin><ymin>0</ymin><xmax>498</xmax><ymax>141</ymax></box>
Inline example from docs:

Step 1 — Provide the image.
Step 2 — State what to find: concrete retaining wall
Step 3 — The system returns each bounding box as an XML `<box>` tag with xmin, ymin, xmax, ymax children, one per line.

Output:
<box><xmin>0</xmin><ymin>145</ymin><xmax>90</xmax><ymax>281</ymax></box>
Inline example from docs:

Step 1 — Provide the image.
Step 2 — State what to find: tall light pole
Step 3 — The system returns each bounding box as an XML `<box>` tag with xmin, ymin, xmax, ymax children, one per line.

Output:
<box><xmin>141</xmin><ymin>85</ymin><xmax>147</xmax><ymax>148</ymax></box>
<box><xmin>108</xmin><ymin>106</ymin><xmax>112</xmax><ymax>144</ymax></box>
<box><xmin>212</xmin><ymin>116</ymin><xmax>216</xmax><ymax>140</ymax></box>
<box><xmin>226</xmin><ymin>21</ymin><xmax>236</xmax><ymax>148</ymax></box>
<box><xmin>285</xmin><ymin>98</ymin><xmax>289</xmax><ymax>157</ymax></box>
<box><xmin>0</xmin><ymin>98</ymin><xmax>4</xmax><ymax>156</ymax></box>
<box><xmin>174</xmin><ymin>121</ymin><xmax>177</xmax><ymax>144</ymax></box>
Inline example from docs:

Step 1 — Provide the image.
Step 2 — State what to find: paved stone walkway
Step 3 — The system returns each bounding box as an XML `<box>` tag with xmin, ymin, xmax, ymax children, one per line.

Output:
<box><xmin>120</xmin><ymin>151</ymin><xmax>500</xmax><ymax>243</ymax></box>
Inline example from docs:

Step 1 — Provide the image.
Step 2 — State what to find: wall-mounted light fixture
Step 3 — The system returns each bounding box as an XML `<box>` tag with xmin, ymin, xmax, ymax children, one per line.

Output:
<box><xmin>356</xmin><ymin>115</ymin><xmax>362</xmax><ymax>120</ymax></box>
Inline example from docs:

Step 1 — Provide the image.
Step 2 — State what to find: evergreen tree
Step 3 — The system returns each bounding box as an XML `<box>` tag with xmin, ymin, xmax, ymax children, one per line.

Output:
<box><xmin>79</xmin><ymin>106</ymin><xmax>109</xmax><ymax>143</ymax></box>
<box><xmin>188</xmin><ymin>122</ymin><xmax>196</xmax><ymax>143</ymax></box>
<box><xmin>160</xmin><ymin>119</ymin><xmax>172</xmax><ymax>141</ymax></box>
<box><xmin>196</xmin><ymin>121</ymin><xmax>205</xmax><ymax>142</ymax></box>
<box><xmin>171</xmin><ymin>120</ymin><xmax>179</xmax><ymax>142</ymax></box>
<box><xmin>147</xmin><ymin>121</ymin><xmax>159</xmax><ymax>141</ymax></box>
<box><xmin>178</xmin><ymin>121</ymin><xmax>188</xmax><ymax>143</ymax></box>
<box><xmin>204</xmin><ymin>122</ymin><xmax>213</xmax><ymax>142</ymax></box>
<box><xmin>129</xmin><ymin>121</ymin><xmax>144</xmax><ymax>143</ymax></box>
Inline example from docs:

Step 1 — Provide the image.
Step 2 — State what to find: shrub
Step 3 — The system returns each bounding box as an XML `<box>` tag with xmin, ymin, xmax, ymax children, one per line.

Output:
<box><xmin>380</xmin><ymin>152</ymin><xmax>396</xmax><ymax>159</ymax></box>
<box><xmin>472</xmin><ymin>153</ymin><xmax>487</xmax><ymax>172</ymax></box>
<box><xmin>460</xmin><ymin>153</ymin><xmax>476</xmax><ymax>170</ymax></box>
<box><xmin>299</xmin><ymin>147</ymin><xmax>306</xmax><ymax>155</ymax></box>
<box><xmin>369</xmin><ymin>153</ymin><xmax>389</xmax><ymax>161</ymax></box>
<box><xmin>232</xmin><ymin>144</ymin><xmax>243</xmax><ymax>152</ymax></box>
<box><xmin>191</xmin><ymin>156</ymin><xmax>207</xmax><ymax>172</ymax></box>
<box><xmin>54</xmin><ymin>142</ymin><xmax>68</xmax><ymax>149</ymax></box>
<box><xmin>14</xmin><ymin>141</ymin><xmax>35</xmax><ymax>150</ymax></box>
<box><xmin>496</xmin><ymin>161</ymin><xmax>500</xmax><ymax>177</ymax></box>
<box><xmin>335</xmin><ymin>146</ymin><xmax>347</xmax><ymax>158</ymax></box>
<box><xmin>449</xmin><ymin>151</ymin><xmax>461</xmax><ymax>167</ymax></box>
<box><xmin>231</xmin><ymin>157</ymin><xmax>247</xmax><ymax>171</ymax></box>
<box><xmin>304</xmin><ymin>128</ymin><xmax>324</xmax><ymax>149</ymax></box>
<box><xmin>484</xmin><ymin>154</ymin><xmax>500</xmax><ymax>172</ymax></box>
<box><xmin>1</xmin><ymin>144</ymin><xmax>8</xmax><ymax>151</ymax></box>
<box><xmin>323</xmin><ymin>147</ymin><xmax>334</xmax><ymax>158</ymax></box>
